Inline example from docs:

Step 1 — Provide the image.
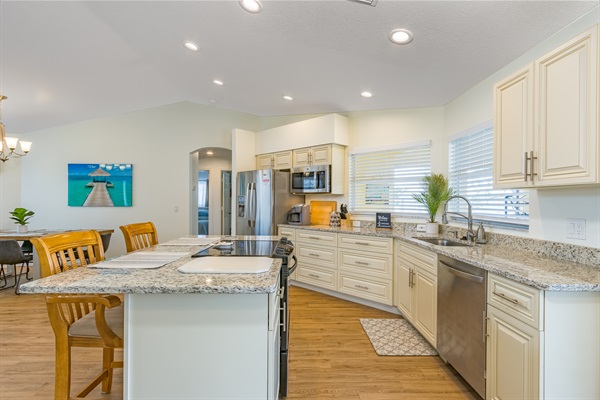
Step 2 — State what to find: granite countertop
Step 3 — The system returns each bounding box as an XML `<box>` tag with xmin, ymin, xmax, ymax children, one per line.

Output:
<box><xmin>19</xmin><ymin>236</ymin><xmax>282</xmax><ymax>295</ymax></box>
<box><xmin>281</xmin><ymin>224</ymin><xmax>599</xmax><ymax>292</ymax></box>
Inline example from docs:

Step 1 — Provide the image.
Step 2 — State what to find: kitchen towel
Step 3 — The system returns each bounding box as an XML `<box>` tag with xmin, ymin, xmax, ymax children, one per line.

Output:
<box><xmin>359</xmin><ymin>318</ymin><xmax>437</xmax><ymax>356</ymax></box>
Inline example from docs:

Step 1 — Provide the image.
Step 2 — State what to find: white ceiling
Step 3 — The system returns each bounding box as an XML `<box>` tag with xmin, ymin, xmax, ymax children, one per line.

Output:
<box><xmin>1</xmin><ymin>0</ymin><xmax>597</xmax><ymax>134</ymax></box>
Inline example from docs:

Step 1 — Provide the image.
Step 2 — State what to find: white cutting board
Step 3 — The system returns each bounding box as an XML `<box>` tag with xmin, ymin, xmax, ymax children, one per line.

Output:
<box><xmin>177</xmin><ymin>257</ymin><xmax>273</xmax><ymax>274</ymax></box>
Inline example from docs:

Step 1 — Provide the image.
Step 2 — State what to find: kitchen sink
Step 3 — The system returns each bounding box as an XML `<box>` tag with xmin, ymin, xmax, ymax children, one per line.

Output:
<box><xmin>414</xmin><ymin>238</ymin><xmax>470</xmax><ymax>247</ymax></box>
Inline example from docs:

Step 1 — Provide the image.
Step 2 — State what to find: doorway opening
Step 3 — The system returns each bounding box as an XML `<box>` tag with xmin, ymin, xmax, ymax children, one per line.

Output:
<box><xmin>192</xmin><ymin>147</ymin><xmax>232</xmax><ymax>235</ymax></box>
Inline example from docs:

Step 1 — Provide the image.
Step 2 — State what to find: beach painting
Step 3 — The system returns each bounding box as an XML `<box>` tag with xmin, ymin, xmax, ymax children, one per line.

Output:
<box><xmin>68</xmin><ymin>163</ymin><xmax>133</xmax><ymax>207</ymax></box>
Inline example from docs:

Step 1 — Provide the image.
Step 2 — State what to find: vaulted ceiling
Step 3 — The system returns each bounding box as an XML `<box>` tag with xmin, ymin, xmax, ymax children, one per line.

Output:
<box><xmin>1</xmin><ymin>0</ymin><xmax>597</xmax><ymax>133</ymax></box>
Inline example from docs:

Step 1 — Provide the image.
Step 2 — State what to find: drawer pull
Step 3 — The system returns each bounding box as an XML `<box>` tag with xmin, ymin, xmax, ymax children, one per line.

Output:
<box><xmin>355</xmin><ymin>284</ymin><xmax>369</xmax><ymax>290</ymax></box>
<box><xmin>493</xmin><ymin>291</ymin><xmax>519</xmax><ymax>305</ymax></box>
<box><xmin>308</xmin><ymin>236</ymin><xmax>321</xmax><ymax>240</ymax></box>
<box><xmin>354</xmin><ymin>261</ymin><xmax>370</xmax><ymax>266</ymax></box>
<box><xmin>308</xmin><ymin>253</ymin><xmax>320</xmax><ymax>257</ymax></box>
<box><xmin>355</xmin><ymin>241</ymin><xmax>370</xmax><ymax>246</ymax></box>
<box><xmin>308</xmin><ymin>273</ymin><xmax>320</xmax><ymax>278</ymax></box>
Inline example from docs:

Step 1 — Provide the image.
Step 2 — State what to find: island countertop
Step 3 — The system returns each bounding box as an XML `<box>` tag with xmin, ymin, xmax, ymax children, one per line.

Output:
<box><xmin>280</xmin><ymin>224</ymin><xmax>599</xmax><ymax>292</ymax></box>
<box><xmin>19</xmin><ymin>236</ymin><xmax>282</xmax><ymax>295</ymax></box>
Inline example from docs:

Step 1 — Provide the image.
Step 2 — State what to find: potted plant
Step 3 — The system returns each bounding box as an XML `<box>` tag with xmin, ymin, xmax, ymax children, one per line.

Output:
<box><xmin>9</xmin><ymin>207</ymin><xmax>35</xmax><ymax>233</ymax></box>
<box><xmin>412</xmin><ymin>174</ymin><xmax>453</xmax><ymax>234</ymax></box>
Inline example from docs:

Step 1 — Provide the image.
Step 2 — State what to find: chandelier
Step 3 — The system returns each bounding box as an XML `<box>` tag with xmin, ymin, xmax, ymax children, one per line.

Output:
<box><xmin>0</xmin><ymin>95</ymin><xmax>32</xmax><ymax>162</ymax></box>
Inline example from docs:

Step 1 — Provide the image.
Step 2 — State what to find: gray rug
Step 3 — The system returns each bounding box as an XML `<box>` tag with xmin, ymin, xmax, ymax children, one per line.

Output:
<box><xmin>359</xmin><ymin>318</ymin><xmax>438</xmax><ymax>356</ymax></box>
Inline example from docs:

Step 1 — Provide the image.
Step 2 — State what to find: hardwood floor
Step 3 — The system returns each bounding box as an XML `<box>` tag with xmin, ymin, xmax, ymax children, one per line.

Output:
<box><xmin>0</xmin><ymin>285</ymin><xmax>479</xmax><ymax>399</ymax></box>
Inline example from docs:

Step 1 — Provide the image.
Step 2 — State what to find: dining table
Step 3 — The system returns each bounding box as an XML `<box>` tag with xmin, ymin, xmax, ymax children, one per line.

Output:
<box><xmin>0</xmin><ymin>228</ymin><xmax>114</xmax><ymax>280</ymax></box>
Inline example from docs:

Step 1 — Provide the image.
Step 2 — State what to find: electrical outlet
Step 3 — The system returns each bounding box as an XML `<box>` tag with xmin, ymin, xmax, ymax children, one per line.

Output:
<box><xmin>566</xmin><ymin>218</ymin><xmax>586</xmax><ymax>240</ymax></box>
<box><xmin>416</xmin><ymin>224</ymin><xmax>426</xmax><ymax>232</ymax></box>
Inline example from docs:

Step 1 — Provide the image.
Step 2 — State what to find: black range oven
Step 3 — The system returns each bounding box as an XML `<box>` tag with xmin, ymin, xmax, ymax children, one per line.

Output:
<box><xmin>192</xmin><ymin>237</ymin><xmax>297</xmax><ymax>397</ymax></box>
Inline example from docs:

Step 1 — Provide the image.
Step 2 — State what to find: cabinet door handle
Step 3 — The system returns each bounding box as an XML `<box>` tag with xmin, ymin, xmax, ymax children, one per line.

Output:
<box><xmin>524</xmin><ymin>152</ymin><xmax>529</xmax><ymax>182</ymax></box>
<box><xmin>308</xmin><ymin>253</ymin><xmax>320</xmax><ymax>257</ymax></box>
<box><xmin>529</xmin><ymin>150</ymin><xmax>537</xmax><ymax>181</ymax></box>
<box><xmin>354</xmin><ymin>261</ymin><xmax>370</xmax><ymax>266</ymax></box>
<box><xmin>408</xmin><ymin>268</ymin><xmax>414</xmax><ymax>288</ymax></box>
<box><xmin>492</xmin><ymin>291</ymin><xmax>519</xmax><ymax>305</ymax></box>
<box><xmin>355</xmin><ymin>284</ymin><xmax>369</xmax><ymax>290</ymax></box>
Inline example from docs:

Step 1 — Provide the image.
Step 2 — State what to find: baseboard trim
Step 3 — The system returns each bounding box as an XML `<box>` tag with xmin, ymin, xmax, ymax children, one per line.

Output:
<box><xmin>290</xmin><ymin>280</ymin><xmax>401</xmax><ymax>315</ymax></box>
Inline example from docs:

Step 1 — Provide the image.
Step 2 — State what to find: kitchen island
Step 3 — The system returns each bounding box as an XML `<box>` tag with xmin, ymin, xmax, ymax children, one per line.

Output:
<box><xmin>20</xmin><ymin>236</ymin><xmax>283</xmax><ymax>400</ymax></box>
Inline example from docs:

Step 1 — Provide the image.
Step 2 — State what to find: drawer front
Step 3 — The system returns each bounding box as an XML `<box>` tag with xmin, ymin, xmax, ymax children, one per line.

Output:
<box><xmin>338</xmin><ymin>234</ymin><xmax>393</xmax><ymax>254</ymax></box>
<box><xmin>296</xmin><ymin>229</ymin><xmax>337</xmax><ymax>246</ymax></box>
<box><xmin>297</xmin><ymin>244</ymin><xmax>337</xmax><ymax>269</ymax></box>
<box><xmin>296</xmin><ymin>265</ymin><xmax>337</xmax><ymax>290</ymax></box>
<box><xmin>396</xmin><ymin>241</ymin><xmax>437</xmax><ymax>275</ymax></box>
<box><xmin>278</xmin><ymin>226</ymin><xmax>296</xmax><ymax>240</ymax></box>
<box><xmin>488</xmin><ymin>273</ymin><xmax>543</xmax><ymax>329</ymax></box>
<box><xmin>338</xmin><ymin>272</ymin><xmax>393</xmax><ymax>305</ymax></box>
<box><xmin>338</xmin><ymin>249</ymin><xmax>393</xmax><ymax>279</ymax></box>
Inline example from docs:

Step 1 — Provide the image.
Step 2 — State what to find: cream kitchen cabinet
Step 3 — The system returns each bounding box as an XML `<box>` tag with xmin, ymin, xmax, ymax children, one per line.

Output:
<box><xmin>394</xmin><ymin>241</ymin><xmax>438</xmax><ymax>347</ymax></box>
<box><xmin>294</xmin><ymin>229</ymin><xmax>338</xmax><ymax>291</ymax></box>
<box><xmin>292</xmin><ymin>145</ymin><xmax>332</xmax><ymax>167</ymax></box>
<box><xmin>486</xmin><ymin>273</ymin><xmax>600</xmax><ymax>400</ymax></box>
<box><xmin>278</xmin><ymin>226</ymin><xmax>297</xmax><ymax>280</ymax></box>
<box><xmin>494</xmin><ymin>24</ymin><xmax>599</xmax><ymax>188</ymax></box>
<box><xmin>337</xmin><ymin>234</ymin><xmax>394</xmax><ymax>305</ymax></box>
<box><xmin>256</xmin><ymin>151</ymin><xmax>293</xmax><ymax>170</ymax></box>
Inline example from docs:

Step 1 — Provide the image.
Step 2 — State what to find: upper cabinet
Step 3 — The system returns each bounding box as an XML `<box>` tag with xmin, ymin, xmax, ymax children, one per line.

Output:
<box><xmin>494</xmin><ymin>25</ymin><xmax>599</xmax><ymax>188</ymax></box>
<box><xmin>293</xmin><ymin>145</ymin><xmax>333</xmax><ymax>167</ymax></box>
<box><xmin>256</xmin><ymin>151</ymin><xmax>293</xmax><ymax>170</ymax></box>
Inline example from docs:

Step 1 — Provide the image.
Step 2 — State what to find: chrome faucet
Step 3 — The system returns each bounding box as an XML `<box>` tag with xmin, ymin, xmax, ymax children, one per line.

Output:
<box><xmin>442</xmin><ymin>195</ymin><xmax>475</xmax><ymax>241</ymax></box>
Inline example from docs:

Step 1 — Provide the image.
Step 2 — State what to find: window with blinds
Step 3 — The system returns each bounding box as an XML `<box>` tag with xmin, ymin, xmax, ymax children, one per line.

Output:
<box><xmin>349</xmin><ymin>143</ymin><xmax>431</xmax><ymax>214</ymax></box>
<box><xmin>448</xmin><ymin>125</ymin><xmax>529</xmax><ymax>227</ymax></box>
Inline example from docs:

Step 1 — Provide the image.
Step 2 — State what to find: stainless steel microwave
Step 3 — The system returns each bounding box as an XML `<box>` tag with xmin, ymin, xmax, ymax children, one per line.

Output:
<box><xmin>290</xmin><ymin>165</ymin><xmax>331</xmax><ymax>194</ymax></box>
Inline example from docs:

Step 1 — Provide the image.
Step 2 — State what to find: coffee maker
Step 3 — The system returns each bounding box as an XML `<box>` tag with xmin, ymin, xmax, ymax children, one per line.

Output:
<box><xmin>287</xmin><ymin>204</ymin><xmax>310</xmax><ymax>225</ymax></box>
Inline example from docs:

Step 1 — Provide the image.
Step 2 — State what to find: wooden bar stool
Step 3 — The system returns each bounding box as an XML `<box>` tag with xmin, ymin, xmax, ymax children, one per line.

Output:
<box><xmin>31</xmin><ymin>230</ymin><xmax>123</xmax><ymax>400</ymax></box>
<box><xmin>119</xmin><ymin>221</ymin><xmax>158</xmax><ymax>253</ymax></box>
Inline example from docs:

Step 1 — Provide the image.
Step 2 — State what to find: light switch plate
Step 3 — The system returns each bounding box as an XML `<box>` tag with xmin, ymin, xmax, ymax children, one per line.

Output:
<box><xmin>567</xmin><ymin>218</ymin><xmax>586</xmax><ymax>240</ymax></box>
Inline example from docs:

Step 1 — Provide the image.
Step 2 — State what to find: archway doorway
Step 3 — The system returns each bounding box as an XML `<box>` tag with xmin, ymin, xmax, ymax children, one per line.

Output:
<box><xmin>192</xmin><ymin>147</ymin><xmax>232</xmax><ymax>236</ymax></box>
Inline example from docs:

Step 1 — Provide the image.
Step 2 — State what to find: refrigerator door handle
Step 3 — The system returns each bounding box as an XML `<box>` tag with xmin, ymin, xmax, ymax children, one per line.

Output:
<box><xmin>246</xmin><ymin>183</ymin><xmax>253</xmax><ymax>228</ymax></box>
<box><xmin>248</xmin><ymin>182</ymin><xmax>256</xmax><ymax>228</ymax></box>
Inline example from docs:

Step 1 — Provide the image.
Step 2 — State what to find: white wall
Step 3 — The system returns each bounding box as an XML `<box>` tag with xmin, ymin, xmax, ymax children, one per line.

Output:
<box><xmin>443</xmin><ymin>8</ymin><xmax>600</xmax><ymax>248</ymax></box>
<box><xmin>8</xmin><ymin>102</ymin><xmax>259</xmax><ymax>257</ymax></box>
<box><xmin>0</xmin><ymin>157</ymin><xmax>22</xmax><ymax>227</ymax></box>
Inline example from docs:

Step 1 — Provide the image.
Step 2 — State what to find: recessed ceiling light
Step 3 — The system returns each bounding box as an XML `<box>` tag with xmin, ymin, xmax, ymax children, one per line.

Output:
<box><xmin>283</xmin><ymin>95</ymin><xmax>293</xmax><ymax>101</ymax></box>
<box><xmin>361</xmin><ymin>91</ymin><xmax>373</xmax><ymax>98</ymax></box>
<box><xmin>183</xmin><ymin>41</ymin><xmax>199</xmax><ymax>51</ymax></box>
<box><xmin>213</xmin><ymin>80</ymin><xmax>224</xmax><ymax>86</ymax></box>
<box><xmin>239</xmin><ymin>0</ymin><xmax>263</xmax><ymax>13</ymax></box>
<box><xmin>206</xmin><ymin>150</ymin><xmax>214</xmax><ymax>156</ymax></box>
<box><xmin>389</xmin><ymin>29</ymin><xmax>413</xmax><ymax>45</ymax></box>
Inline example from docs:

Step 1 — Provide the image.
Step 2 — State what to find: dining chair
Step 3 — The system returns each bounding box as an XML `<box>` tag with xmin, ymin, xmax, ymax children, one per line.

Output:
<box><xmin>119</xmin><ymin>221</ymin><xmax>158</xmax><ymax>253</ymax></box>
<box><xmin>30</xmin><ymin>230</ymin><xmax>123</xmax><ymax>400</ymax></box>
<box><xmin>0</xmin><ymin>240</ymin><xmax>33</xmax><ymax>294</ymax></box>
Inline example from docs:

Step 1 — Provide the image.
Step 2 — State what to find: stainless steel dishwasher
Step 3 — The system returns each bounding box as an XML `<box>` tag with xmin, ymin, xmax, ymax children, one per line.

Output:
<box><xmin>437</xmin><ymin>254</ymin><xmax>487</xmax><ymax>399</ymax></box>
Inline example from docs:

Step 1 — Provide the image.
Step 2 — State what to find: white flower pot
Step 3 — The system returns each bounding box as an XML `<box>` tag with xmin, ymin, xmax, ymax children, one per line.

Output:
<box><xmin>16</xmin><ymin>224</ymin><xmax>28</xmax><ymax>233</ymax></box>
<box><xmin>425</xmin><ymin>222</ymin><xmax>439</xmax><ymax>235</ymax></box>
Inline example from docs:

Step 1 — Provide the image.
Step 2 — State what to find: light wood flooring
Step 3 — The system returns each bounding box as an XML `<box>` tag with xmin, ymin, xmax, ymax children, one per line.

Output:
<box><xmin>0</xmin><ymin>285</ymin><xmax>479</xmax><ymax>399</ymax></box>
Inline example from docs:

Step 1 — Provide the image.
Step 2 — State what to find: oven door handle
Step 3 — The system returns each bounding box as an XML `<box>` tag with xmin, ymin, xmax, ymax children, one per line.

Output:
<box><xmin>287</xmin><ymin>255</ymin><xmax>298</xmax><ymax>275</ymax></box>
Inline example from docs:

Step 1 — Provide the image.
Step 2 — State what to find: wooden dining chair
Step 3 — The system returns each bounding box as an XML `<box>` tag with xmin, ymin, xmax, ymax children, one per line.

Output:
<box><xmin>30</xmin><ymin>230</ymin><xmax>123</xmax><ymax>400</ymax></box>
<box><xmin>119</xmin><ymin>221</ymin><xmax>158</xmax><ymax>253</ymax></box>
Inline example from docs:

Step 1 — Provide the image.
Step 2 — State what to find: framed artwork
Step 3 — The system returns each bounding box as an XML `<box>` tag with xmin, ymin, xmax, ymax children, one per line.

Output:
<box><xmin>68</xmin><ymin>163</ymin><xmax>133</xmax><ymax>207</ymax></box>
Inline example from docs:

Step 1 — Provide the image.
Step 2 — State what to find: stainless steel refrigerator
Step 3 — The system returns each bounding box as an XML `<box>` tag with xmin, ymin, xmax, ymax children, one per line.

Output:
<box><xmin>236</xmin><ymin>169</ymin><xmax>304</xmax><ymax>235</ymax></box>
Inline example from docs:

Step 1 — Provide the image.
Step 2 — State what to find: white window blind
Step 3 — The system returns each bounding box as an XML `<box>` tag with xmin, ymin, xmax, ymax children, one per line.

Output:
<box><xmin>349</xmin><ymin>144</ymin><xmax>431</xmax><ymax>214</ymax></box>
<box><xmin>448</xmin><ymin>126</ymin><xmax>529</xmax><ymax>226</ymax></box>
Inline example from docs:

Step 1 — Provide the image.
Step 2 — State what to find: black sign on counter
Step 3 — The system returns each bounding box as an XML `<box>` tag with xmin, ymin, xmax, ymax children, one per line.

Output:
<box><xmin>376</xmin><ymin>212</ymin><xmax>392</xmax><ymax>229</ymax></box>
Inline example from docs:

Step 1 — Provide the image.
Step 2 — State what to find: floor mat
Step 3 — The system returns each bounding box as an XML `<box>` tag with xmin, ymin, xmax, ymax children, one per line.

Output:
<box><xmin>359</xmin><ymin>318</ymin><xmax>438</xmax><ymax>356</ymax></box>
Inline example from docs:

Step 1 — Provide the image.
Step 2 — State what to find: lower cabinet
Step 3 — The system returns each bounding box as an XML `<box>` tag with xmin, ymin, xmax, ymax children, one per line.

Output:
<box><xmin>395</xmin><ymin>241</ymin><xmax>437</xmax><ymax>347</ymax></box>
<box><xmin>486</xmin><ymin>273</ymin><xmax>600</xmax><ymax>400</ymax></box>
<box><xmin>486</xmin><ymin>304</ymin><xmax>540</xmax><ymax>400</ymax></box>
<box><xmin>294</xmin><ymin>230</ymin><xmax>338</xmax><ymax>291</ymax></box>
